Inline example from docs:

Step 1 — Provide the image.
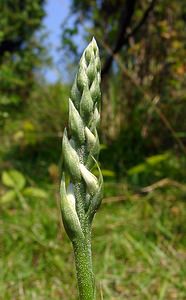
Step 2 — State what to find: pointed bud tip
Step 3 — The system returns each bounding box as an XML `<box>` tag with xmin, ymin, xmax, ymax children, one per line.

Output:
<box><xmin>62</xmin><ymin>128</ymin><xmax>68</xmax><ymax>143</ymax></box>
<box><xmin>91</xmin><ymin>37</ymin><xmax>98</xmax><ymax>49</ymax></box>
<box><xmin>85</xmin><ymin>127</ymin><xmax>96</xmax><ymax>146</ymax></box>
<box><xmin>86</xmin><ymin>37</ymin><xmax>98</xmax><ymax>52</ymax></box>
<box><xmin>69</xmin><ymin>98</ymin><xmax>74</xmax><ymax>109</ymax></box>
<box><xmin>80</xmin><ymin>163</ymin><xmax>98</xmax><ymax>194</ymax></box>
<box><xmin>63</xmin><ymin>127</ymin><xmax>67</xmax><ymax>136</ymax></box>
<box><xmin>92</xmin><ymin>36</ymin><xmax>97</xmax><ymax>43</ymax></box>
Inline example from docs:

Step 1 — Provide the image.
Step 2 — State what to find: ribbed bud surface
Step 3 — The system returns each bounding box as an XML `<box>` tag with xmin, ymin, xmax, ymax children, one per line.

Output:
<box><xmin>61</xmin><ymin>38</ymin><xmax>103</xmax><ymax>240</ymax></box>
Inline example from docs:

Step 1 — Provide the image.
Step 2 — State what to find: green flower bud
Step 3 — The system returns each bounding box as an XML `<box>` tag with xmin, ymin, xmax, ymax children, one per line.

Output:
<box><xmin>80</xmin><ymin>85</ymin><xmax>94</xmax><ymax>124</ymax></box>
<box><xmin>90</xmin><ymin>77</ymin><xmax>101</xmax><ymax>104</ymax></box>
<box><xmin>69</xmin><ymin>98</ymin><xmax>85</xmax><ymax>144</ymax></box>
<box><xmin>62</xmin><ymin>128</ymin><xmax>81</xmax><ymax>181</ymax></box>
<box><xmin>79</xmin><ymin>163</ymin><xmax>99</xmax><ymax>195</ymax></box>
<box><xmin>87</xmin><ymin>59</ymin><xmax>97</xmax><ymax>84</ymax></box>
<box><xmin>70</xmin><ymin>77</ymin><xmax>81</xmax><ymax>110</ymax></box>
<box><xmin>60</xmin><ymin>176</ymin><xmax>84</xmax><ymax>240</ymax></box>
<box><xmin>85</xmin><ymin>127</ymin><xmax>96</xmax><ymax>150</ymax></box>
<box><xmin>77</xmin><ymin>65</ymin><xmax>89</xmax><ymax>93</ymax></box>
<box><xmin>90</xmin><ymin>106</ymin><xmax>100</xmax><ymax>130</ymax></box>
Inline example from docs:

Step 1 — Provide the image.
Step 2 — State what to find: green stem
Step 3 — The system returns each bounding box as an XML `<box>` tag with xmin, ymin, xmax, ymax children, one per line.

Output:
<box><xmin>73</xmin><ymin>235</ymin><xmax>96</xmax><ymax>300</ymax></box>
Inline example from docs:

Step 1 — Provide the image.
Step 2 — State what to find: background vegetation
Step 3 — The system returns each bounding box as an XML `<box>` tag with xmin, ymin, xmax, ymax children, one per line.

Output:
<box><xmin>1</xmin><ymin>0</ymin><xmax>186</xmax><ymax>299</ymax></box>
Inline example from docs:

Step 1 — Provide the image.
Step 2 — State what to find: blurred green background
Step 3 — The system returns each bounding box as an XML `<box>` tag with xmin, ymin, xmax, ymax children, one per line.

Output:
<box><xmin>0</xmin><ymin>0</ymin><xmax>186</xmax><ymax>299</ymax></box>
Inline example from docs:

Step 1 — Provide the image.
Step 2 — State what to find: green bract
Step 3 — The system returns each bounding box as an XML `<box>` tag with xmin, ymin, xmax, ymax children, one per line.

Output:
<box><xmin>60</xmin><ymin>38</ymin><xmax>103</xmax><ymax>300</ymax></box>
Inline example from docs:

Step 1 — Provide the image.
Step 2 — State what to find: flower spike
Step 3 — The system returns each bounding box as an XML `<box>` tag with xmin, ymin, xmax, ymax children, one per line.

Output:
<box><xmin>60</xmin><ymin>38</ymin><xmax>103</xmax><ymax>300</ymax></box>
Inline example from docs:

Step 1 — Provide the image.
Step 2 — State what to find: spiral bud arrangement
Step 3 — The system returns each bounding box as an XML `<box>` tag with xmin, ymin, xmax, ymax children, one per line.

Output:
<box><xmin>60</xmin><ymin>38</ymin><xmax>103</xmax><ymax>244</ymax></box>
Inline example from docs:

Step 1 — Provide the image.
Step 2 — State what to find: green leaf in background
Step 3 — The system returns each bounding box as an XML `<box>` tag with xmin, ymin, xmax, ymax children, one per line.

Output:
<box><xmin>2</xmin><ymin>169</ymin><xmax>26</xmax><ymax>190</ymax></box>
<box><xmin>128</xmin><ymin>153</ymin><xmax>170</xmax><ymax>176</ymax></box>
<box><xmin>93</xmin><ymin>169</ymin><xmax>115</xmax><ymax>177</ymax></box>
<box><xmin>23</xmin><ymin>187</ymin><xmax>48</xmax><ymax>199</ymax></box>
<box><xmin>100</xmin><ymin>144</ymin><xmax>107</xmax><ymax>151</ymax></box>
<box><xmin>146</xmin><ymin>153</ymin><xmax>169</xmax><ymax>166</ymax></box>
<box><xmin>1</xmin><ymin>190</ymin><xmax>16</xmax><ymax>204</ymax></box>
<box><xmin>175</xmin><ymin>132</ymin><xmax>186</xmax><ymax>138</ymax></box>
<box><xmin>128</xmin><ymin>163</ymin><xmax>147</xmax><ymax>175</ymax></box>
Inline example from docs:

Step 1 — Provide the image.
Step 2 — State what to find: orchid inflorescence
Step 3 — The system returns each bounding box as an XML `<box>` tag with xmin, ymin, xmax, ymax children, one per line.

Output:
<box><xmin>60</xmin><ymin>38</ymin><xmax>103</xmax><ymax>299</ymax></box>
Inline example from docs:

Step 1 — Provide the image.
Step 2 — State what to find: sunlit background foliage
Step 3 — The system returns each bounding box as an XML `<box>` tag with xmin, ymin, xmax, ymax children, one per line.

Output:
<box><xmin>0</xmin><ymin>1</ymin><xmax>186</xmax><ymax>299</ymax></box>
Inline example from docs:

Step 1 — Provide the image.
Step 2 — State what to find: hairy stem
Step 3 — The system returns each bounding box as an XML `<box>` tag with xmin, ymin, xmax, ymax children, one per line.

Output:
<box><xmin>73</xmin><ymin>181</ymin><xmax>95</xmax><ymax>299</ymax></box>
<box><xmin>73</xmin><ymin>234</ymin><xmax>95</xmax><ymax>300</ymax></box>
